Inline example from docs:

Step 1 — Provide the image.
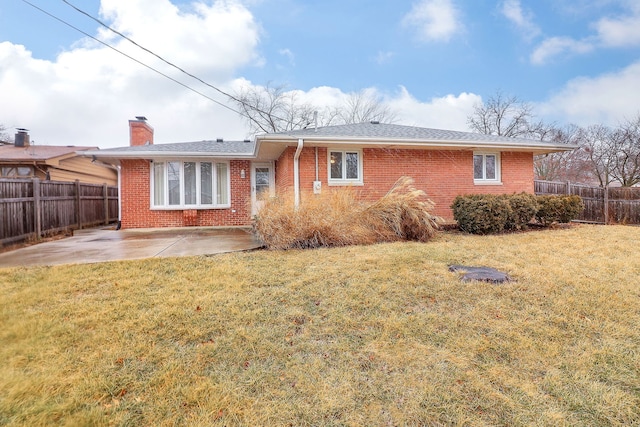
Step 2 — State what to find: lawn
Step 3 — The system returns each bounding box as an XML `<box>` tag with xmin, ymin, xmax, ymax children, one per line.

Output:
<box><xmin>1</xmin><ymin>224</ymin><xmax>639</xmax><ymax>426</ymax></box>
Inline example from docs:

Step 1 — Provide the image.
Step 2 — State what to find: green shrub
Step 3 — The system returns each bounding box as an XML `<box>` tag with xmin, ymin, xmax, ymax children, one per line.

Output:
<box><xmin>503</xmin><ymin>192</ymin><xmax>539</xmax><ymax>231</ymax></box>
<box><xmin>451</xmin><ymin>194</ymin><xmax>513</xmax><ymax>234</ymax></box>
<box><xmin>535</xmin><ymin>195</ymin><xmax>584</xmax><ymax>226</ymax></box>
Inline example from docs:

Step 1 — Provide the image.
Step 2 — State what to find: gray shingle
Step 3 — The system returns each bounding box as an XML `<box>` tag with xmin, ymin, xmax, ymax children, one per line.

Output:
<box><xmin>98</xmin><ymin>139</ymin><xmax>255</xmax><ymax>155</ymax></box>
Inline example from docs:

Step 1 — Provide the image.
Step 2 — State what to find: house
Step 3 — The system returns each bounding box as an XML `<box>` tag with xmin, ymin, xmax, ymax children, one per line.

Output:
<box><xmin>85</xmin><ymin>117</ymin><xmax>575</xmax><ymax>229</ymax></box>
<box><xmin>0</xmin><ymin>129</ymin><xmax>117</xmax><ymax>185</ymax></box>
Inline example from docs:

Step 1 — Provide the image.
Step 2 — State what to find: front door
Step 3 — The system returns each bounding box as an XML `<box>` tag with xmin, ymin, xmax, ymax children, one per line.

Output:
<box><xmin>251</xmin><ymin>163</ymin><xmax>274</xmax><ymax>216</ymax></box>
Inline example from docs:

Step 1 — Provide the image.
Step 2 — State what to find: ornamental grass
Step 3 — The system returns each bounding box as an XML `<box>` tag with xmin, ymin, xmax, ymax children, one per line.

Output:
<box><xmin>253</xmin><ymin>176</ymin><xmax>442</xmax><ymax>249</ymax></box>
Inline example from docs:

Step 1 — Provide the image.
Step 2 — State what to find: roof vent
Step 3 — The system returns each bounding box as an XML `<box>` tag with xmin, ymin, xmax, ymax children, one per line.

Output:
<box><xmin>216</xmin><ymin>138</ymin><xmax>223</xmax><ymax>142</ymax></box>
<box><xmin>243</xmin><ymin>139</ymin><xmax>251</xmax><ymax>143</ymax></box>
<box><xmin>370</xmin><ymin>120</ymin><xmax>380</xmax><ymax>125</ymax></box>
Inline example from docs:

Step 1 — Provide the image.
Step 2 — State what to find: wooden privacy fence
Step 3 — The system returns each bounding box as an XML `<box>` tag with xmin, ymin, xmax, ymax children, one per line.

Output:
<box><xmin>535</xmin><ymin>180</ymin><xmax>640</xmax><ymax>225</ymax></box>
<box><xmin>0</xmin><ymin>178</ymin><xmax>119</xmax><ymax>245</ymax></box>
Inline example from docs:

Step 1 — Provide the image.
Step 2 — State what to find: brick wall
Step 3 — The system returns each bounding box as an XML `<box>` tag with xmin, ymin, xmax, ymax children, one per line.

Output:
<box><xmin>275</xmin><ymin>147</ymin><xmax>534</xmax><ymax>220</ymax></box>
<box><xmin>119</xmin><ymin>159</ymin><xmax>252</xmax><ymax>229</ymax></box>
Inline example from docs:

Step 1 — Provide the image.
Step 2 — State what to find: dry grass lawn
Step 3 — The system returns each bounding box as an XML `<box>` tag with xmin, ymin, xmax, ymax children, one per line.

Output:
<box><xmin>1</xmin><ymin>224</ymin><xmax>639</xmax><ymax>426</ymax></box>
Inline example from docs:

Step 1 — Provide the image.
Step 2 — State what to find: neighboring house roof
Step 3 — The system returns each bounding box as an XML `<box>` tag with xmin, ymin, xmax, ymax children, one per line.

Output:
<box><xmin>0</xmin><ymin>145</ymin><xmax>99</xmax><ymax>161</ymax></box>
<box><xmin>84</xmin><ymin>122</ymin><xmax>576</xmax><ymax>162</ymax></box>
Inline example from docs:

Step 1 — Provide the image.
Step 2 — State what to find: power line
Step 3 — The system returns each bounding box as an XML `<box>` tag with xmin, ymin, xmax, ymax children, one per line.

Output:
<box><xmin>20</xmin><ymin>0</ymin><xmax>246</xmax><ymax>118</ymax></box>
<box><xmin>59</xmin><ymin>0</ymin><xmax>247</xmax><ymax>106</ymax></box>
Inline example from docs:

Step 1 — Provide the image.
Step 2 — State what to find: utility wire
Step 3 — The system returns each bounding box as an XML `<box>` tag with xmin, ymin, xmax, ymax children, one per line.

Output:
<box><xmin>20</xmin><ymin>0</ymin><xmax>246</xmax><ymax>118</ymax></box>
<box><xmin>59</xmin><ymin>0</ymin><xmax>247</xmax><ymax>106</ymax></box>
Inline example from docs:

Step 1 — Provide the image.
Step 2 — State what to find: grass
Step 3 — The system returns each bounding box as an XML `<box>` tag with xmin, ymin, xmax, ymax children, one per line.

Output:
<box><xmin>1</xmin><ymin>225</ymin><xmax>639</xmax><ymax>426</ymax></box>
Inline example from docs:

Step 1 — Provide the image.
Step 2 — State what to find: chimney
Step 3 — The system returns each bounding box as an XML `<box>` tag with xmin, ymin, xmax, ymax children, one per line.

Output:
<box><xmin>129</xmin><ymin>116</ymin><xmax>154</xmax><ymax>146</ymax></box>
<box><xmin>15</xmin><ymin>128</ymin><xmax>30</xmax><ymax>148</ymax></box>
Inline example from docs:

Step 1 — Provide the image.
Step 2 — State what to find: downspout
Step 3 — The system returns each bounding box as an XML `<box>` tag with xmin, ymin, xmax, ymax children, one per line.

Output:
<box><xmin>294</xmin><ymin>138</ymin><xmax>304</xmax><ymax>208</ymax></box>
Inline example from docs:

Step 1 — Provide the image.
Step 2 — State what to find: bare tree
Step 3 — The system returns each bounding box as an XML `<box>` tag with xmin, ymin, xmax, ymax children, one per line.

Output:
<box><xmin>232</xmin><ymin>84</ymin><xmax>398</xmax><ymax>135</ymax></box>
<box><xmin>0</xmin><ymin>124</ymin><xmax>11</xmax><ymax>144</ymax></box>
<box><xmin>467</xmin><ymin>91</ymin><xmax>546</xmax><ymax>138</ymax></box>
<box><xmin>534</xmin><ymin>125</ymin><xmax>591</xmax><ymax>182</ymax></box>
<box><xmin>610</xmin><ymin>116</ymin><xmax>640</xmax><ymax>187</ymax></box>
<box><xmin>327</xmin><ymin>89</ymin><xmax>398</xmax><ymax>126</ymax></box>
<box><xmin>579</xmin><ymin>124</ymin><xmax>618</xmax><ymax>187</ymax></box>
<box><xmin>233</xmin><ymin>83</ymin><xmax>318</xmax><ymax>134</ymax></box>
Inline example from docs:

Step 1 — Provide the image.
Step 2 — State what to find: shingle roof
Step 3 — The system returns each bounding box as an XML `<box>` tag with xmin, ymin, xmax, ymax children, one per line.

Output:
<box><xmin>266</xmin><ymin>122</ymin><xmax>552</xmax><ymax>145</ymax></box>
<box><xmin>0</xmin><ymin>145</ymin><xmax>98</xmax><ymax>161</ymax></box>
<box><xmin>93</xmin><ymin>139</ymin><xmax>256</xmax><ymax>157</ymax></box>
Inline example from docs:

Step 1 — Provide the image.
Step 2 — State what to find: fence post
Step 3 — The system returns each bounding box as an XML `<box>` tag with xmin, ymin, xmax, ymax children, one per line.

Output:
<box><xmin>75</xmin><ymin>180</ymin><xmax>82</xmax><ymax>230</ymax></box>
<box><xmin>33</xmin><ymin>178</ymin><xmax>41</xmax><ymax>238</ymax></box>
<box><xmin>103</xmin><ymin>183</ymin><xmax>109</xmax><ymax>225</ymax></box>
<box><xmin>604</xmin><ymin>185</ymin><xmax>609</xmax><ymax>225</ymax></box>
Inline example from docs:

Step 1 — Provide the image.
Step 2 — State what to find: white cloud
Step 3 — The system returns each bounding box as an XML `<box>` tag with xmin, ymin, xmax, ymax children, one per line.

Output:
<box><xmin>530</xmin><ymin>1</ymin><xmax>640</xmax><ymax>64</ymax></box>
<box><xmin>537</xmin><ymin>60</ymin><xmax>640</xmax><ymax>126</ymax></box>
<box><xmin>402</xmin><ymin>0</ymin><xmax>463</xmax><ymax>43</ymax></box>
<box><xmin>500</xmin><ymin>0</ymin><xmax>541</xmax><ymax>40</ymax></box>
<box><xmin>594</xmin><ymin>13</ymin><xmax>640</xmax><ymax>47</ymax></box>
<box><xmin>0</xmin><ymin>0</ymin><xmax>259</xmax><ymax>147</ymax></box>
<box><xmin>530</xmin><ymin>36</ymin><xmax>594</xmax><ymax>65</ymax></box>
<box><xmin>387</xmin><ymin>87</ymin><xmax>480</xmax><ymax>131</ymax></box>
<box><xmin>278</xmin><ymin>48</ymin><xmax>295</xmax><ymax>66</ymax></box>
<box><xmin>375</xmin><ymin>51</ymin><xmax>395</xmax><ymax>65</ymax></box>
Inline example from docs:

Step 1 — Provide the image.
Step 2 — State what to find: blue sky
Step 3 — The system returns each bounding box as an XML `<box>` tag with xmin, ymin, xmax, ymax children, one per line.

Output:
<box><xmin>1</xmin><ymin>0</ymin><xmax>639</xmax><ymax>147</ymax></box>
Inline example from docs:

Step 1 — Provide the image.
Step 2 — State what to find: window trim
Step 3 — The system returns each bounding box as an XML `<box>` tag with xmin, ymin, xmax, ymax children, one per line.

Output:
<box><xmin>327</xmin><ymin>149</ymin><xmax>364</xmax><ymax>186</ymax></box>
<box><xmin>473</xmin><ymin>152</ymin><xmax>502</xmax><ymax>185</ymax></box>
<box><xmin>149</xmin><ymin>159</ymin><xmax>231</xmax><ymax>210</ymax></box>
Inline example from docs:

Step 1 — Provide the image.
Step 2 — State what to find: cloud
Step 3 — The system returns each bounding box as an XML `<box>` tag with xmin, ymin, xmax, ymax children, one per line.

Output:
<box><xmin>278</xmin><ymin>48</ymin><xmax>295</xmax><ymax>66</ymax></box>
<box><xmin>402</xmin><ymin>0</ymin><xmax>463</xmax><ymax>43</ymax></box>
<box><xmin>537</xmin><ymin>60</ymin><xmax>640</xmax><ymax>126</ymax></box>
<box><xmin>387</xmin><ymin>87</ymin><xmax>480</xmax><ymax>131</ymax></box>
<box><xmin>375</xmin><ymin>51</ymin><xmax>395</xmax><ymax>65</ymax></box>
<box><xmin>530</xmin><ymin>36</ymin><xmax>594</xmax><ymax>65</ymax></box>
<box><xmin>500</xmin><ymin>0</ymin><xmax>541</xmax><ymax>40</ymax></box>
<box><xmin>530</xmin><ymin>1</ymin><xmax>640</xmax><ymax>64</ymax></box>
<box><xmin>594</xmin><ymin>13</ymin><xmax>640</xmax><ymax>47</ymax></box>
<box><xmin>0</xmin><ymin>0</ymin><xmax>259</xmax><ymax>147</ymax></box>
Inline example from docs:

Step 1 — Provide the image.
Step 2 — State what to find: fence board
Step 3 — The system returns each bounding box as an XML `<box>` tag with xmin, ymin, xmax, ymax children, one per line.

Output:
<box><xmin>535</xmin><ymin>180</ymin><xmax>640</xmax><ymax>225</ymax></box>
<box><xmin>1</xmin><ymin>178</ymin><xmax>119</xmax><ymax>245</ymax></box>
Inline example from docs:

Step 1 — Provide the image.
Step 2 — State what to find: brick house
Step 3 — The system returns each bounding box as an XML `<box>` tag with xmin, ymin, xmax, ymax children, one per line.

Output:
<box><xmin>85</xmin><ymin>117</ymin><xmax>574</xmax><ymax>229</ymax></box>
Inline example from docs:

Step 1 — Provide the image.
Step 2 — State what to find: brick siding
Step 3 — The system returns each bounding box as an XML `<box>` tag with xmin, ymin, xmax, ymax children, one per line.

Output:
<box><xmin>119</xmin><ymin>159</ymin><xmax>252</xmax><ymax>229</ymax></box>
<box><xmin>274</xmin><ymin>147</ymin><xmax>534</xmax><ymax>220</ymax></box>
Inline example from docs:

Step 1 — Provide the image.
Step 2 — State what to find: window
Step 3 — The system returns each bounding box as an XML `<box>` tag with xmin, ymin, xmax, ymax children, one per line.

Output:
<box><xmin>151</xmin><ymin>160</ymin><xmax>230</xmax><ymax>208</ymax></box>
<box><xmin>1</xmin><ymin>166</ymin><xmax>33</xmax><ymax>178</ymax></box>
<box><xmin>328</xmin><ymin>150</ymin><xmax>362</xmax><ymax>184</ymax></box>
<box><xmin>473</xmin><ymin>152</ymin><xmax>501</xmax><ymax>184</ymax></box>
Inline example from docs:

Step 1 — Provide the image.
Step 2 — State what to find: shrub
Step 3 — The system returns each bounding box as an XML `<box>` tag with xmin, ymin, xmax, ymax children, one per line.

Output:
<box><xmin>253</xmin><ymin>177</ymin><xmax>441</xmax><ymax>250</ymax></box>
<box><xmin>451</xmin><ymin>194</ymin><xmax>512</xmax><ymax>235</ymax></box>
<box><xmin>502</xmin><ymin>192</ymin><xmax>539</xmax><ymax>231</ymax></box>
<box><xmin>535</xmin><ymin>195</ymin><xmax>584</xmax><ymax>226</ymax></box>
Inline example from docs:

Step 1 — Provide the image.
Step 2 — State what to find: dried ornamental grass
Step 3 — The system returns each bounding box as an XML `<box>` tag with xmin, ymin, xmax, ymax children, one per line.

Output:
<box><xmin>253</xmin><ymin>177</ymin><xmax>441</xmax><ymax>249</ymax></box>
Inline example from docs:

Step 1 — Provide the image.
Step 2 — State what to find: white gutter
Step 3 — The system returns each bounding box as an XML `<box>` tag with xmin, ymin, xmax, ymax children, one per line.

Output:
<box><xmin>293</xmin><ymin>138</ymin><xmax>304</xmax><ymax>208</ymax></box>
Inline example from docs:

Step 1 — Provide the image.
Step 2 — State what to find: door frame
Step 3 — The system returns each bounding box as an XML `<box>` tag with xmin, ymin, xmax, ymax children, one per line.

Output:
<box><xmin>251</xmin><ymin>162</ymin><xmax>275</xmax><ymax>216</ymax></box>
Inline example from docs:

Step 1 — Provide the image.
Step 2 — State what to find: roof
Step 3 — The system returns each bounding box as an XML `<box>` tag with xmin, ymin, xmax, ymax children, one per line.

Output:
<box><xmin>84</xmin><ymin>122</ymin><xmax>576</xmax><ymax>161</ymax></box>
<box><xmin>0</xmin><ymin>145</ymin><xmax>98</xmax><ymax>161</ymax></box>
<box><xmin>257</xmin><ymin>122</ymin><xmax>576</xmax><ymax>153</ymax></box>
<box><xmin>84</xmin><ymin>140</ymin><xmax>256</xmax><ymax>160</ymax></box>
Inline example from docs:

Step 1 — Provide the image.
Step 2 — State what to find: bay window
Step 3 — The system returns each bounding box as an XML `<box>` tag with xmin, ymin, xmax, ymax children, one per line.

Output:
<box><xmin>151</xmin><ymin>160</ymin><xmax>230</xmax><ymax>208</ymax></box>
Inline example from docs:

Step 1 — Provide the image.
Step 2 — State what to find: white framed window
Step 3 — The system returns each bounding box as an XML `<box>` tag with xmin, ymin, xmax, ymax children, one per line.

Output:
<box><xmin>473</xmin><ymin>152</ymin><xmax>501</xmax><ymax>184</ymax></box>
<box><xmin>328</xmin><ymin>149</ymin><xmax>363</xmax><ymax>185</ymax></box>
<box><xmin>151</xmin><ymin>160</ymin><xmax>230</xmax><ymax>209</ymax></box>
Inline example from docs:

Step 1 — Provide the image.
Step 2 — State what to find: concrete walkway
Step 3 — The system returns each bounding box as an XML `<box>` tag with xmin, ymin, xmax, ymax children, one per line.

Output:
<box><xmin>0</xmin><ymin>227</ymin><xmax>263</xmax><ymax>268</ymax></box>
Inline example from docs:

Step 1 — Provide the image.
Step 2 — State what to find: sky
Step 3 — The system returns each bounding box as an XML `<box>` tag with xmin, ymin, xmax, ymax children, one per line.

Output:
<box><xmin>0</xmin><ymin>0</ymin><xmax>639</xmax><ymax>148</ymax></box>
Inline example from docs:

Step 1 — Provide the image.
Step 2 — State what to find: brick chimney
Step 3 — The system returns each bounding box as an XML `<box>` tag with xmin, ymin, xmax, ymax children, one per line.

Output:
<box><xmin>129</xmin><ymin>116</ymin><xmax>154</xmax><ymax>146</ymax></box>
<box><xmin>15</xmin><ymin>128</ymin><xmax>30</xmax><ymax>148</ymax></box>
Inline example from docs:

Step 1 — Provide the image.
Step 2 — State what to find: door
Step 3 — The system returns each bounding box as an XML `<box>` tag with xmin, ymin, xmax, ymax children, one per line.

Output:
<box><xmin>251</xmin><ymin>163</ymin><xmax>274</xmax><ymax>216</ymax></box>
